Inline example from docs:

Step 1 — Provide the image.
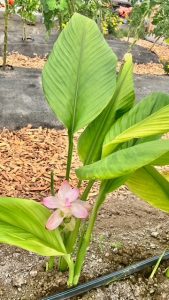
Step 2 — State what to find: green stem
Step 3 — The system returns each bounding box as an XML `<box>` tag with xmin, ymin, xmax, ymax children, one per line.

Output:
<box><xmin>66</xmin><ymin>132</ymin><xmax>74</xmax><ymax>181</ymax></box>
<box><xmin>64</xmin><ymin>255</ymin><xmax>75</xmax><ymax>286</ymax></box>
<box><xmin>58</xmin><ymin>13</ymin><xmax>63</xmax><ymax>32</ymax></box>
<box><xmin>77</xmin><ymin>180</ymin><xmax>82</xmax><ymax>188</ymax></box>
<box><xmin>67</xmin><ymin>0</ymin><xmax>75</xmax><ymax>15</ymax></box>
<box><xmin>71</xmin><ymin>177</ymin><xmax>126</xmax><ymax>284</ymax></box>
<box><xmin>72</xmin><ymin>188</ymin><xmax>106</xmax><ymax>286</ymax></box>
<box><xmin>47</xmin><ymin>171</ymin><xmax>56</xmax><ymax>270</ymax></box>
<box><xmin>149</xmin><ymin>36</ymin><xmax>161</xmax><ymax>51</ymax></box>
<box><xmin>3</xmin><ymin>0</ymin><xmax>8</xmax><ymax>71</ymax></box>
<box><xmin>81</xmin><ymin>180</ymin><xmax>94</xmax><ymax>200</ymax></box>
<box><xmin>127</xmin><ymin>10</ymin><xmax>149</xmax><ymax>53</ymax></box>
<box><xmin>58</xmin><ymin>231</ymin><xmax>69</xmax><ymax>271</ymax></box>
<box><xmin>46</xmin><ymin>256</ymin><xmax>55</xmax><ymax>271</ymax></box>
<box><xmin>22</xmin><ymin>21</ymin><xmax>27</xmax><ymax>41</ymax></box>
<box><xmin>59</xmin><ymin>131</ymin><xmax>74</xmax><ymax>271</ymax></box>
<box><xmin>50</xmin><ymin>170</ymin><xmax>55</xmax><ymax>195</ymax></box>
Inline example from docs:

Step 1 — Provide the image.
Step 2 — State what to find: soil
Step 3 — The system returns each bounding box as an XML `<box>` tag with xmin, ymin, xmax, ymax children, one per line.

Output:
<box><xmin>0</xmin><ymin>127</ymin><xmax>169</xmax><ymax>300</ymax></box>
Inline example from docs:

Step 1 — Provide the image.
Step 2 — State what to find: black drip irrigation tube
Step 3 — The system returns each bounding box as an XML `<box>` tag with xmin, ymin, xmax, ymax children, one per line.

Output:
<box><xmin>43</xmin><ymin>251</ymin><xmax>169</xmax><ymax>300</ymax></box>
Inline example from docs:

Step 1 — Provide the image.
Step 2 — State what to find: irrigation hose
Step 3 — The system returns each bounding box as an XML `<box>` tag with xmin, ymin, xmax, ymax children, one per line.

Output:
<box><xmin>43</xmin><ymin>251</ymin><xmax>169</xmax><ymax>300</ymax></box>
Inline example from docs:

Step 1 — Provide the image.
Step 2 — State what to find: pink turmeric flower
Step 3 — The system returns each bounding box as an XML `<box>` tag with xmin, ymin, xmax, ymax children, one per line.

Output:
<box><xmin>43</xmin><ymin>181</ymin><xmax>89</xmax><ymax>230</ymax></box>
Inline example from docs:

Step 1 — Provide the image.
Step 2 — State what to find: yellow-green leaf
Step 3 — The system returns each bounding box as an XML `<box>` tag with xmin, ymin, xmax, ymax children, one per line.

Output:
<box><xmin>0</xmin><ymin>197</ymin><xmax>66</xmax><ymax>256</ymax></box>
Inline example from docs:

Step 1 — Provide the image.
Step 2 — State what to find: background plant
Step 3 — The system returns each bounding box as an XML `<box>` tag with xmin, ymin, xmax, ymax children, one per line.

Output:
<box><xmin>152</xmin><ymin>0</ymin><xmax>169</xmax><ymax>46</ymax></box>
<box><xmin>40</xmin><ymin>0</ymin><xmax>74</xmax><ymax>32</ymax></box>
<box><xmin>40</xmin><ymin>0</ymin><xmax>122</xmax><ymax>35</ymax></box>
<box><xmin>128</xmin><ymin>0</ymin><xmax>169</xmax><ymax>47</ymax></box>
<box><xmin>15</xmin><ymin>0</ymin><xmax>41</xmax><ymax>40</ymax></box>
<box><xmin>163</xmin><ymin>62</ymin><xmax>169</xmax><ymax>75</ymax></box>
<box><xmin>0</xmin><ymin>14</ymin><xmax>169</xmax><ymax>288</ymax></box>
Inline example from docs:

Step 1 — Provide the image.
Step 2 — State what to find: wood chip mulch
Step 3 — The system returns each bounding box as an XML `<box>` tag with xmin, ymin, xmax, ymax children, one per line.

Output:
<box><xmin>134</xmin><ymin>62</ymin><xmax>165</xmax><ymax>75</ymax></box>
<box><xmin>0</xmin><ymin>126</ymin><xmax>80</xmax><ymax>201</ymax></box>
<box><xmin>0</xmin><ymin>53</ymin><xmax>46</xmax><ymax>70</ymax></box>
<box><xmin>132</xmin><ymin>38</ymin><xmax>169</xmax><ymax>76</ymax></box>
<box><xmin>0</xmin><ymin>126</ymin><xmax>168</xmax><ymax>203</ymax></box>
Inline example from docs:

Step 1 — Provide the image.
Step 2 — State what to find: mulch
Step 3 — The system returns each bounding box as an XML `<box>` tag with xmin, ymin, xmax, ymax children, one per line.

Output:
<box><xmin>0</xmin><ymin>126</ymin><xmax>168</xmax><ymax>203</ymax></box>
<box><xmin>0</xmin><ymin>53</ymin><xmax>46</xmax><ymax>69</ymax></box>
<box><xmin>0</xmin><ymin>126</ymin><xmax>74</xmax><ymax>200</ymax></box>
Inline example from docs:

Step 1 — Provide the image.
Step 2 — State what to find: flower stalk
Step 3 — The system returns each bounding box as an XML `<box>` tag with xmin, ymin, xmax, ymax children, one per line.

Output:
<box><xmin>72</xmin><ymin>187</ymin><xmax>107</xmax><ymax>285</ymax></box>
<box><xmin>66</xmin><ymin>132</ymin><xmax>74</xmax><ymax>181</ymax></box>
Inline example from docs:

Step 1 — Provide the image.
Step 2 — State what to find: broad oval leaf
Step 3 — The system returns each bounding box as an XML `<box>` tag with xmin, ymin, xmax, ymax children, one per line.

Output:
<box><xmin>42</xmin><ymin>13</ymin><xmax>117</xmax><ymax>133</ymax></box>
<box><xmin>76</xmin><ymin>140</ymin><xmax>169</xmax><ymax>180</ymax></box>
<box><xmin>78</xmin><ymin>53</ymin><xmax>135</xmax><ymax>164</ymax></box>
<box><xmin>127</xmin><ymin>166</ymin><xmax>169</xmax><ymax>213</ymax></box>
<box><xmin>0</xmin><ymin>197</ymin><xmax>67</xmax><ymax>256</ymax></box>
<box><xmin>103</xmin><ymin>93</ymin><xmax>169</xmax><ymax>157</ymax></box>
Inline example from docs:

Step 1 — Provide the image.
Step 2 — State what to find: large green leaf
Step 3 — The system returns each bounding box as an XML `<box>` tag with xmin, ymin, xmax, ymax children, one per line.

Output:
<box><xmin>164</xmin><ymin>173</ymin><xmax>169</xmax><ymax>181</ymax></box>
<box><xmin>127</xmin><ymin>166</ymin><xmax>169</xmax><ymax>213</ymax></box>
<box><xmin>76</xmin><ymin>140</ymin><xmax>169</xmax><ymax>180</ymax></box>
<box><xmin>42</xmin><ymin>13</ymin><xmax>117</xmax><ymax>134</ymax></box>
<box><xmin>0</xmin><ymin>198</ymin><xmax>67</xmax><ymax>256</ymax></box>
<box><xmin>152</xmin><ymin>151</ymin><xmax>169</xmax><ymax>166</ymax></box>
<box><xmin>78</xmin><ymin>53</ymin><xmax>135</xmax><ymax>164</ymax></box>
<box><xmin>103</xmin><ymin>93</ymin><xmax>169</xmax><ymax>157</ymax></box>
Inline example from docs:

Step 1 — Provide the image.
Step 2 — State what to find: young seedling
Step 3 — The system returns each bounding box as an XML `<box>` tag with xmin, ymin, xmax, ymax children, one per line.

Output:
<box><xmin>165</xmin><ymin>267</ymin><xmax>169</xmax><ymax>278</ymax></box>
<box><xmin>98</xmin><ymin>234</ymin><xmax>107</xmax><ymax>253</ymax></box>
<box><xmin>149</xmin><ymin>250</ymin><xmax>166</xmax><ymax>279</ymax></box>
<box><xmin>111</xmin><ymin>241</ymin><xmax>124</xmax><ymax>250</ymax></box>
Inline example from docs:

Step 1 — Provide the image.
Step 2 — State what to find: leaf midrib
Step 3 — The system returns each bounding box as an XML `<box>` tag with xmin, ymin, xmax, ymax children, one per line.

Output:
<box><xmin>71</xmin><ymin>24</ymin><xmax>86</xmax><ymax>134</ymax></box>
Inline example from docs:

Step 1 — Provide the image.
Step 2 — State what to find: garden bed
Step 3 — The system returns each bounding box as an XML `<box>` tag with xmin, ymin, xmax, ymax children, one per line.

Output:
<box><xmin>0</xmin><ymin>127</ymin><xmax>169</xmax><ymax>300</ymax></box>
<box><xmin>0</xmin><ymin>67</ymin><xmax>169</xmax><ymax>130</ymax></box>
<box><xmin>0</xmin><ymin>16</ymin><xmax>159</xmax><ymax>63</ymax></box>
<box><xmin>1</xmin><ymin>14</ymin><xmax>168</xmax><ymax>78</ymax></box>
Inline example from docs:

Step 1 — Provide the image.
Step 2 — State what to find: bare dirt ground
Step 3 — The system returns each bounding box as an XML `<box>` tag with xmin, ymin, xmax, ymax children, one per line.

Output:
<box><xmin>0</xmin><ymin>127</ymin><xmax>169</xmax><ymax>300</ymax></box>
